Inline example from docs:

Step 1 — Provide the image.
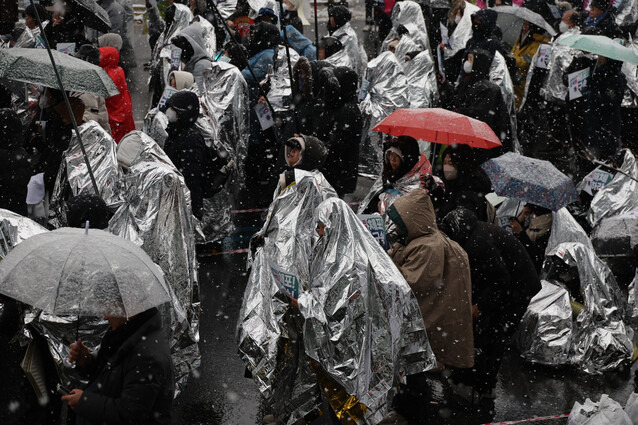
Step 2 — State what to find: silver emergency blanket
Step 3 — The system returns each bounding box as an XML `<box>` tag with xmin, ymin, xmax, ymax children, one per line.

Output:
<box><xmin>444</xmin><ymin>1</ymin><xmax>479</xmax><ymax>60</ymax></box>
<box><xmin>0</xmin><ymin>209</ymin><xmax>47</xmax><ymax>259</ymax></box>
<box><xmin>200</xmin><ymin>61</ymin><xmax>250</xmax><ymax>195</ymax></box>
<box><xmin>302</xmin><ymin>198</ymin><xmax>435</xmax><ymax>424</ymax></box>
<box><xmin>238</xmin><ymin>170</ymin><xmax>337</xmax><ymax>424</ymax></box>
<box><xmin>490</xmin><ymin>51</ymin><xmax>520</xmax><ymax>151</ymax></box>
<box><xmin>359</xmin><ymin>52</ymin><xmax>408</xmax><ymax>176</ymax></box>
<box><xmin>515</xmin><ymin>280</ymin><xmax>573</xmax><ymax>365</ymax></box>
<box><xmin>545</xmin><ymin>207</ymin><xmax>594</xmax><ymax>255</ymax></box>
<box><xmin>269</xmin><ymin>45</ymin><xmax>300</xmax><ymax>111</ymax></box>
<box><xmin>404</xmin><ymin>50</ymin><xmax>439</xmax><ymax>108</ymax></box>
<box><xmin>216</xmin><ymin>0</ymin><xmax>238</xmax><ymax>19</ymax></box>
<box><xmin>591</xmin><ymin>212</ymin><xmax>638</xmax><ymax>257</ymax></box>
<box><xmin>540</xmin><ymin>29</ymin><xmax>581</xmax><ymax>103</ymax></box>
<box><xmin>615</xmin><ymin>0</ymin><xmax>638</xmax><ymax>26</ymax></box>
<box><xmin>325</xmin><ymin>47</ymin><xmax>355</xmax><ymax>69</ymax></box>
<box><xmin>381</xmin><ymin>1</ymin><xmax>431</xmax><ymax>54</ymax></box>
<box><xmin>621</xmin><ymin>39</ymin><xmax>638</xmax><ymax>108</ymax></box>
<box><xmin>143</xmin><ymin>107</ymin><xmax>169</xmax><ymax>148</ymax></box>
<box><xmin>48</xmin><ymin>121</ymin><xmax>123</xmax><ymax>228</ymax></box>
<box><xmin>332</xmin><ymin>22</ymin><xmax>368</xmax><ymax>76</ymax></box>
<box><xmin>627</xmin><ymin>269</ymin><xmax>638</xmax><ymax>329</ymax></box>
<box><xmin>3</xmin><ymin>79</ymin><xmax>40</xmax><ymax>127</ymax></box>
<box><xmin>495</xmin><ymin>198</ymin><xmax>524</xmax><ymax>229</ymax></box>
<box><xmin>194</xmin><ymin>16</ymin><xmax>217</xmax><ymax>59</ymax></box>
<box><xmin>109</xmin><ymin>131</ymin><xmax>201</xmax><ymax>394</ymax></box>
<box><xmin>547</xmin><ymin>242</ymin><xmax>632</xmax><ymax>373</ymax></box>
<box><xmin>588</xmin><ymin>149</ymin><xmax>638</xmax><ymax>228</ymax></box>
<box><xmin>13</xmin><ymin>24</ymin><xmax>42</xmax><ymax>48</ymax></box>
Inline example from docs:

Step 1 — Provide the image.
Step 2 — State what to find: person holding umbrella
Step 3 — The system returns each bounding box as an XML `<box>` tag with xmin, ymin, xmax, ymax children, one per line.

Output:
<box><xmin>511</xmin><ymin>19</ymin><xmax>550</xmax><ymax>107</ymax></box>
<box><xmin>44</xmin><ymin>0</ymin><xmax>89</xmax><ymax>50</ymax></box>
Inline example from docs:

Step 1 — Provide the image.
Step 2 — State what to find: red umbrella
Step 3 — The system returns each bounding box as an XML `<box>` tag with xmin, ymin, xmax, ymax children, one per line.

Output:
<box><xmin>373</xmin><ymin>108</ymin><xmax>502</xmax><ymax>149</ymax></box>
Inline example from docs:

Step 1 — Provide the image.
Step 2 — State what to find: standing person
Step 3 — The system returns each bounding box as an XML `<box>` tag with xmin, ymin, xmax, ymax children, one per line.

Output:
<box><xmin>24</xmin><ymin>4</ymin><xmax>49</xmax><ymax>30</ymax></box>
<box><xmin>509</xmin><ymin>203</ymin><xmax>553</xmax><ymax>274</ymax></box>
<box><xmin>440</xmin><ymin>208</ymin><xmax>541</xmax><ymax>415</ymax></box>
<box><xmin>170</xmin><ymin>21</ymin><xmax>213</xmax><ymax>93</ymax></box>
<box><xmin>74</xmin><ymin>45</ymin><xmax>112</xmax><ymax>134</ymax></box>
<box><xmin>0</xmin><ymin>109</ymin><xmax>31</xmax><ymax>216</ymax></box>
<box><xmin>163</xmin><ymin>91</ymin><xmax>207</xmax><ymax>220</ymax></box>
<box><xmin>511</xmin><ymin>20</ymin><xmax>550</xmax><ymax>108</ymax></box>
<box><xmin>99</xmin><ymin>46</ymin><xmax>135</xmax><ymax>143</ymax></box>
<box><xmin>61</xmin><ymin>307</ymin><xmax>174</xmax><ymax>424</ymax></box>
<box><xmin>43</xmin><ymin>0</ymin><xmax>88</xmax><ymax>49</ymax></box>
<box><xmin>96</xmin><ymin>0</ymin><xmax>135</xmax><ymax>72</ymax></box>
<box><xmin>585</xmin><ymin>0</ymin><xmax>622</xmax><ymax>38</ymax></box>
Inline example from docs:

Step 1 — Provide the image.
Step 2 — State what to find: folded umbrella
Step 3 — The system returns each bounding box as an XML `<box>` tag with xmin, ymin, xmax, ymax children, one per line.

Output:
<box><xmin>494</xmin><ymin>5</ymin><xmax>557</xmax><ymax>37</ymax></box>
<box><xmin>557</xmin><ymin>34</ymin><xmax>638</xmax><ymax>65</ymax></box>
<box><xmin>0</xmin><ymin>228</ymin><xmax>171</xmax><ymax>318</ymax></box>
<box><xmin>0</xmin><ymin>48</ymin><xmax>119</xmax><ymax>97</ymax></box>
<box><xmin>373</xmin><ymin>108</ymin><xmax>502</xmax><ymax>149</ymax></box>
<box><xmin>481</xmin><ymin>152</ymin><xmax>579</xmax><ymax>211</ymax></box>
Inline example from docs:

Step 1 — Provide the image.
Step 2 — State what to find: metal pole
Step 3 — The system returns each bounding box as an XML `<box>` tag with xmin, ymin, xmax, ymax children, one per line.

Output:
<box><xmin>30</xmin><ymin>0</ymin><xmax>101</xmax><ymax>197</ymax></box>
<box><xmin>314</xmin><ymin>0</ymin><xmax>319</xmax><ymax>47</ymax></box>
<box><xmin>277</xmin><ymin>0</ymin><xmax>300</xmax><ymax>132</ymax></box>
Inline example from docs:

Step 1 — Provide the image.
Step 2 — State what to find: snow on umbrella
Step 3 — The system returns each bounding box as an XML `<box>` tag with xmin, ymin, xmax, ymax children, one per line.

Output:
<box><xmin>494</xmin><ymin>5</ymin><xmax>557</xmax><ymax>37</ymax></box>
<box><xmin>481</xmin><ymin>152</ymin><xmax>579</xmax><ymax>211</ymax></box>
<box><xmin>62</xmin><ymin>0</ymin><xmax>111</xmax><ymax>33</ymax></box>
<box><xmin>0</xmin><ymin>48</ymin><xmax>119</xmax><ymax>98</ymax></box>
<box><xmin>373</xmin><ymin>108</ymin><xmax>502</xmax><ymax>149</ymax></box>
<box><xmin>557</xmin><ymin>34</ymin><xmax>638</xmax><ymax>65</ymax></box>
<box><xmin>0</xmin><ymin>228</ymin><xmax>171</xmax><ymax>318</ymax></box>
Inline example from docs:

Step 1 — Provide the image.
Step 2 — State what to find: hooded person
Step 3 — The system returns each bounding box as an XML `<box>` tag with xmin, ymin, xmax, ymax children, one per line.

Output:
<box><xmin>279</xmin><ymin>134</ymin><xmax>328</xmax><ymax>189</ymax></box>
<box><xmin>440</xmin><ymin>208</ymin><xmax>541</xmax><ymax>405</ymax></box>
<box><xmin>163</xmin><ymin>91</ymin><xmax>207</xmax><ymax>219</ymax></box>
<box><xmin>0</xmin><ymin>109</ymin><xmax>31</xmax><ymax>216</ymax></box>
<box><xmin>255</xmin><ymin>7</ymin><xmax>278</xmax><ymax>25</ymax></box>
<box><xmin>387</xmin><ymin>189</ymin><xmax>474</xmax><ymax>372</ymax></box>
<box><xmin>167</xmin><ymin>70</ymin><xmax>195</xmax><ymax>90</ymax></box>
<box><xmin>313</xmin><ymin>66</ymin><xmax>363</xmax><ymax>197</ymax></box>
<box><xmin>326</xmin><ymin>5</ymin><xmax>366</xmax><ymax>74</ymax></box>
<box><xmin>98</xmin><ymin>32</ymin><xmax>123</xmax><ymax>51</ymax></box>
<box><xmin>73</xmin><ymin>44</ymin><xmax>112</xmax><ymax>135</ymax></box>
<box><xmin>449</xmin><ymin>48</ymin><xmax>510</xmax><ymax>147</ymax></box>
<box><xmin>290</xmin><ymin>57</ymin><xmax>334</xmax><ymax>134</ymax></box>
<box><xmin>510</xmin><ymin>20</ymin><xmax>550</xmax><ymax>107</ymax></box>
<box><xmin>171</xmin><ymin>21</ymin><xmax>214</xmax><ymax>93</ymax></box>
<box><xmin>381</xmin><ymin>136</ymin><xmax>421</xmax><ymax>186</ymax></box>
<box><xmin>585</xmin><ymin>0</ymin><xmax>622</xmax><ymax>38</ymax></box>
<box><xmin>99</xmin><ymin>46</ymin><xmax>135</xmax><ymax>143</ymax></box>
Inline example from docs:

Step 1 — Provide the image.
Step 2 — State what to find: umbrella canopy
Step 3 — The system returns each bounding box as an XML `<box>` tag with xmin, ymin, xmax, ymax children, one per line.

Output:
<box><xmin>494</xmin><ymin>6</ymin><xmax>557</xmax><ymax>37</ymax></box>
<box><xmin>0</xmin><ymin>48</ymin><xmax>119</xmax><ymax>97</ymax></box>
<box><xmin>481</xmin><ymin>152</ymin><xmax>579</xmax><ymax>211</ymax></box>
<box><xmin>373</xmin><ymin>108</ymin><xmax>502</xmax><ymax>149</ymax></box>
<box><xmin>0</xmin><ymin>228</ymin><xmax>171</xmax><ymax>318</ymax></box>
<box><xmin>67</xmin><ymin>0</ymin><xmax>111</xmax><ymax>33</ymax></box>
<box><xmin>557</xmin><ymin>34</ymin><xmax>638</xmax><ymax>65</ymax></box>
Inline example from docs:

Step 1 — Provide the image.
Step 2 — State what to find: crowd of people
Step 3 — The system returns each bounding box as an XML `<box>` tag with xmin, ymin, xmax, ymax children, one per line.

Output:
<box><xmin>1</xmin><ymin>0</ymin><xmax>638</xmax><ymax>423</ymax></box>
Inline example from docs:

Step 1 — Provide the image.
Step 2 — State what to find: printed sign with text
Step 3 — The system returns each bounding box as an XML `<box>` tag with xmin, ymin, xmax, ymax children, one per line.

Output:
<box><xmin>535</xmin><ymin>44</ymin><xmax>551</xmax><ymax>69</ymax></box>
<box><xmin>254</xmin><ymin>102</ymin><xmax>275</xmax><ymax>130</ymax></box>
<box><xmin>358</xmin><ymin>214</ymin><xmax>387</xmax><ymax>249</ymax></box>
<box><xmin>568</xmin><ymin>67</ymin><xmax>591</xmax><ymax>100</ymax></box>
<box><xmin>269</xmin><ymin>262</ymin><xmax>300</xmax><ymax>299</ymax></box>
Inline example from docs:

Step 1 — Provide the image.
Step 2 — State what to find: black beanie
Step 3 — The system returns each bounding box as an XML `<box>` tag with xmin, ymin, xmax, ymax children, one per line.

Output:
<box><xmin>590</xmin><ymin>0</ymin><xmax>610</xmax><ymax>10</ymax></box>
<box><xmin>75</xmin><ymin>44</ymin><xmax>101</xmax><ymax>66</ymax></box>
<box><xmin>166</xmin><ymin>91</ymin><xmax>200</xmax><ymax>124</ymax></box>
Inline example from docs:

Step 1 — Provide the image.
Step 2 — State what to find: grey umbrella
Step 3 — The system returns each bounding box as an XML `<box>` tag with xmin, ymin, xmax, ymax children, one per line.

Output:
<box><xmin>495</xmin><ymin>5</ymin><xmax>557</xmax><ymax>38</ymax></box>
<box><xmin>67</xmin><ymin>0</ymin><xmax>112</xmax><ymax>33</ymax></box>
<box><xmin>0</xmin><ymin>228</ymin><xmax>172</xmax><ymax>318</ymax></box>
<box><xmin>0</xmin><ymin>48</ymin><xmax>119</xmax><ymax>98</ymax></box>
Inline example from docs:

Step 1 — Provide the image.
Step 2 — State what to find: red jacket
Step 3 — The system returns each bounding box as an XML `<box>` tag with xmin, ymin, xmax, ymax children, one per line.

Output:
<box><xmin>99</xmin><ymin>47</ymin><xmax>135</xmax><ymax>143</ymax></box>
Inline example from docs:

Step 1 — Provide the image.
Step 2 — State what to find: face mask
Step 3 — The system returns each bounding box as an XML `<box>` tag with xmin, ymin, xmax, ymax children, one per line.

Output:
<box><xmin>559</xmin><ymin>21</ymin><xmax>570</xmax><ymax>33</ymax></box>
<box><xmin>463</xmin><ymin>60</ymin><xmax>473</xmax><ymax>74</ymax></box>
<box><xmin>282</xmin><ymin>3</ymin><xmax>290</xmax><ymax>11</ymax></box>
<box><xmin>443</xmin><ymin>164</ymin><xmax>458</xmax><ymax>180</ymax></box>
<box><xmin>166</xmin><ymin>108</ymin><xmax>179</xmax><ymax>123</ymax></box>
<box><xmin>454</xmin><ymin>15</ymin><xmax>461</xmax><ymax>25</ymax></box>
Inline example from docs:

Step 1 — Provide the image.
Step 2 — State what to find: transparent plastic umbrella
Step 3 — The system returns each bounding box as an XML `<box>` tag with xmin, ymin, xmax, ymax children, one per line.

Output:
<box><xmin>0</xmin><ymin>227</ymin><xmax>171</xmax><ymax>318</ymax></box>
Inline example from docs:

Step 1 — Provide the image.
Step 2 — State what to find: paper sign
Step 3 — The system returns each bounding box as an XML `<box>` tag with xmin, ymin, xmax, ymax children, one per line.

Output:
<box><xmin>157</xmin><ymin>86</ymin><xmax>178</xmax><ymax>111</ymax></box>
<box><xmin>535</xmin><ymin>44</ymin><xmax>551</xmax><ymax>69</ymax></box>
<box><xmin>56</xmin><ymin>42</ymin><xmax>75</xmax><ymax>55</ymax></box>
<box><xmin>547</xmin><ymin>4</ymin><xmax>562</xmax><ymax>19</ymax></box>
<box><xmin>254</xmin><ymin>102</ymin><xmax>275</xmax><ymax>130</ymax></box>
<box><xmin>359</xmin><ymin>214</ymin><xmax>387</xmax><ymax>249</ymax></box>
<box><xmin>440</xmin><ymin>22</ymin><xmax>449</xmax><ymax>46</ymax></box>
<box><xmin>582</xmin><ymin>166</ymin><xmax>613</xmax><ymax>195</ymax></box>
<box><xmin>269</xmin><ymin>262</ymin><xmax>300</xmax><ymax>299</ymax></box>
<box><xmin>568</xmin><ymin>67</ymin><xmax>591</xmax><ymax>100</ymax></box>
<box><xmin>34</xmin><ymin>35</ymin><xmax>46</xmax><ymax>49</ymax></box>
<box><xmin>170</xmin><ymin>46</ymin><xmax>182</xmax><ymax>71</ymax></box>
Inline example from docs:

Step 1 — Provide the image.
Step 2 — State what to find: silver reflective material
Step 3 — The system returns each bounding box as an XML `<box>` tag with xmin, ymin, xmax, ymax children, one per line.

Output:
<box><xmin>143</xmin><ymin>107</ymin><xmax>169</xmax><ymax>148</ymax></box>
<box><xmin>325</xmin><ymin>47</ymin><xmax>355</xmax><ymax>69</ymax></box>
<box><xmin>627</xmin><ymin>269</ymin><xmax>638</xmax><ymax>329</ymax></box>
<box><xmin>360</xmin><ymin>52</ymin><xmax>408</xmax><ymax>176</ymax></box>
<box><xmin>547</xmin><ymin>242</ymin><xmax>633</xmax><ymax>373</ymax></box>
<box><xmin>303</xmin><ymin>198</ymin><xmax>435</xmax><ymax>423</ymax></box>
<box><xmin>615</xmin><ymin>0</ymin><xmax>638</xmax><ymax>26</ymax></box>
<box><xmin>490</xmin><ymin>51</ymin><xmax>520</xmax><ymax>151</ymax></box>
<box><xmin>49</xmin><ymin>121</ymin><xmax>123</xmax><ymax>228</ymax></box>
<box><xmin>13</xmin><ymin>25</ymin><xmax>36</xmax><ymax>48</ymax></box>
<box><xmin>515</xmin><ymin>280</ymin><xmax>573</xmax><ymax>365</ymax></box>
<box><xmin>445</xmin><ymin>2</ymin><xmax>480</xmax><ymax>60</ymax></box>
<box><xmin>621</xmin><ymin>39</ymin><xmax>638</xmax><ymax>108</ymax></box>
<box><xmin>591</xmin><ymin>213</ymin><xmax>638</xmax><ymax>257</ymax></box>
<box><xmin>109</xmin><ymin>131</ymin><xmax>201</xmax><ymax>395</ymax></box>
<box><xmin>495</xmin><ymin>198</ymin><xmax>524</xmax><ymax>229</ymax></box>
<box><xmin>268</xmin><ymin>45</ymin><xmax>300</xmax><ymax>111</ymax></box>
<box><xmin>200</xmin><ymin>61</ymin><xmax>250</xmax><ymax>195</ymax></box>
<box><xmin>194</xmin><ymin>16</ymin><xmax>217</xmax><ymax>59</ymax></box>
<box><xmin>0</xmin><ymin>209</ymin><xmax>47</xmax><ymax>259</ymax></box>
<box><xmin>545</xmin><ymin>207</ymin><xmax>593</xmax><ymax>255</ymax></box>
<box><xmin>405</xmin><ymin>50</ymin><xmax>439</xmax><ymax>108</ymax></box>
<box><xmin>332</xmin><ymin>22</ymin><xmax>367</xmax><ymax>75</ymax></box>
<box><xmin>238</xmin><ymin>170</ymin><xmax>336</xmax><ymax>423</ymax></box>
<box><xmin>540</xmin><ymin>29</ymin><xmax>581</xmax><ymax>103</ymax></box>
<box><xmin>588</xmin><ymin>149</ymin><xmax>638</xmax><ymax>228</ymax></box>
<box><xmin>216</xmin><ymin>0</ymin><xmax>238</xmax><ymax>19</ymax></box>
<box><xmin>382</xmin><ymin>1</ymin><xmax>431</xmax><ymax>54</ymax></box>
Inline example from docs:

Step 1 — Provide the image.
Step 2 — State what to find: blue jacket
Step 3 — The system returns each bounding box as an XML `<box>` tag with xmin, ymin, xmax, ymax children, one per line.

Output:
<box><xmin>281</xmin><ymin>25</ymin><xmax>317</xmax><ymax>61</ymax></box>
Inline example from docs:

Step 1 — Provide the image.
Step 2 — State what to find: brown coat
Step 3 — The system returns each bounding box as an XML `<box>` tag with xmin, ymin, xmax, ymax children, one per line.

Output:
<box><xmin>388</xmin><ymin>189</ymin><xmax>474</xmax><ymax>369</ymax></box>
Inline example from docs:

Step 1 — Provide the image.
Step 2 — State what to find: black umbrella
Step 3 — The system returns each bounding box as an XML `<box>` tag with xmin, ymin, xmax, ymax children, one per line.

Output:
<box><xmin>57</xmin><ymin>0</ymin><xmax>111</xmax><ymax>33</ymax></box>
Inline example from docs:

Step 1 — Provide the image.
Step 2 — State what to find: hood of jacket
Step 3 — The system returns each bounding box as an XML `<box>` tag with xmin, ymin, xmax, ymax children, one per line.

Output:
<box><xmin>285</xmin><ymin>134</ymin><xmax>328</xmax><ymax>170</ymax></box>
<box><xmin>98</xmin><ymin>32</ymin><xmax>123</xmax><ymax>51</ymax></box>
<box><xmin>471</xmin><ymin>9</ymin><xmax>497</xmax><ymax>38</ymax></box>
<box><xmin>328</xmin><ymin>5</ymin><xmax>351</xmax><ymax>33</ymax></box>
<box><xmin>168</xmin><ymin>70</ymin><xmax>195</xmax><ymax>90</ymax></box>
<box><xmin>178</xmin><ymin>21</ymin><xmax>211</xmax><ymax>67</ymax></box>
<box><xmin>388</xmin><ymin>188</ymin><xmax>438</xmax><ymax>243</ymax></box>
<box><xmin>439</xmin><ymin>207</ymin><xmax>478</xmax><ymax>247</ymax></box>
<box><xmin>117</xmin><ymin>131</ymin><xmax>145</xmax><ymax>169</ymax></box>
<box><xmin>248</xmin><ymin>22</ymin><xmax>280</xmax><ymax>57</ymax></box>
<box><xmin>332</xmin><ymin>66</ymin><xmax>358</xmax><ymax>103</ymax></box>
<box><xmin>99</xmin><ymin>46</ymin><xmax>120</xmax><ymax>69</ymax></box>
<box><xmin>465</xmin><ymin>47</ymin><xmax>493</xmax><ymax>83</ymax></box>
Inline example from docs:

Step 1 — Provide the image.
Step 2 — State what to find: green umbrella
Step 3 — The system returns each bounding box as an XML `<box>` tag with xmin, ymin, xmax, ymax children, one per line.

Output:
<box><xmin>0</xmin><ymin>48</ymin><xmax>119</xmax><ymax>98</ymax></box>
<box><xmin>557</xmin><ymin>34</ymin><xmax>638</xmax><ymax>65</ymax></box>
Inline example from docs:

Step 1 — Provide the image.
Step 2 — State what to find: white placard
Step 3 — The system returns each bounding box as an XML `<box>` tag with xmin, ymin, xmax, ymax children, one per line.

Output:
<box><xmin>170</xmin><ymin>46</ymin><xmax>182</xmax><ymax>71</ymax></box>
<box><xmin>582</xmin><ymin>166</ymin><xmax>614</xmax><ymax>195</ymax></box>
<box><xmin>56</xmin><ymin>42</ymin><xmax>75</xmax><ymax>55</ymax></box>
<box><xmin>568</xmin><ymin>67</ymin><xmax>591</xmax><ymax>100</ymax></box>
<box><xmin>157</xmin><ymin>86</ymin><xmax>178</xmax><ymax>111</ymax></box>
<box><xmin>358</xmin><ymin>214</ymin><xmax>387</xmax><ymax>249</ymax></box>
<box><xmin>535</xmin><ymin>44</ymin><xmax>551</xmax><ymax>69</ymax></box>
<box><xmin>254</xmin><ymin>102</ymin><xmax>275</xmax><ymax>130</ymax></box>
